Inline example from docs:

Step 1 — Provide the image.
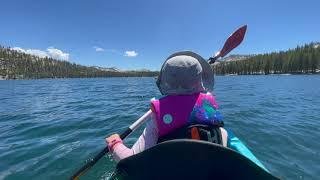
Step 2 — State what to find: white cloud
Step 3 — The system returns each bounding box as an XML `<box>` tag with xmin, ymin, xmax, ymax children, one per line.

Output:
<box><xmin>12</xmin><ymin>47</ymin><xmax>48</xmax><ymax>58</ymax></box>
<box><xmin>27</xmin><ymin>49</ymin><xmax>49</xmax><ymax>58</ymax></box>
<box><xmin>12</xmin><ymin>47</ymin><xmax>27</xmax><ymax>53</ymax></box>
<box><xmin>124</xmin><ymin>50</ymin><xmax>138</xmax><ymax>57</ymax></box>
<box><xmin>93</xmin><ymin>46</ymin><xmax>105</xmax><ymax>52</ymax></box>
<box><xmin>47</xmin><ymin>47</ymin><xmax>69</xmax><ymax>61</ymax></box>
<box><xmin>11</xmin><ymin>47</ymin><xmax>70</xmax><ymax>61</ymax></box>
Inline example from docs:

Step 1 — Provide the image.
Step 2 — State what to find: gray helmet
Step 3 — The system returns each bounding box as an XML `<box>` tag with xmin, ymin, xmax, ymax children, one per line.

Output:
<box><xmin>157</xmin><ymin>51</ymin><xmax>214</xmax><ymax>95</ymax></box>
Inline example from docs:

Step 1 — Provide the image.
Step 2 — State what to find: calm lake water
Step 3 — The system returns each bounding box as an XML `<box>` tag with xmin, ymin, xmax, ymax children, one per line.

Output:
<box><xmin>0</xmin><ymin>75</ymin><xmax>319</xmax><ymax>180</ymax></box>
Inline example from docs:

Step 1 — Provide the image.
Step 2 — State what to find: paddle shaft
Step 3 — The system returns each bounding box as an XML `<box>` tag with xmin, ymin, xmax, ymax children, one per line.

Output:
<box><xmin>70</xmin><ymin>110</ymin><xmax>152</xmax><ymax>180</ymax></box>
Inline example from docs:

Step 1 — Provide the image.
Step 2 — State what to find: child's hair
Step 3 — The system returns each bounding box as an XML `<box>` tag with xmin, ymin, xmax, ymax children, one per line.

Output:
<box><xmin>157</xmin><ymin>51</ymin><xmax>214</xmax><ymax>95</ymax></box>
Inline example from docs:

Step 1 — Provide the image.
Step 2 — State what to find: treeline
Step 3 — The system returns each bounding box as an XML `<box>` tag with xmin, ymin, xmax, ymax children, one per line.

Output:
<box><xmin>0</xmin><ymin>46</ymin><xmax>158</xmax><ymax>79</ymax></box>
<box><xmin>214</xmin><ymin>42</ymin><xmax>320</xmax><ymax>75</ymax></box>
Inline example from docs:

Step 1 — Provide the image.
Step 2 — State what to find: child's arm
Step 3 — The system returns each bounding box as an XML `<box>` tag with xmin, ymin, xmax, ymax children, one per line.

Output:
<box><xmin>106</xmin><ymin>113</ymin><xmax>159</xmax><ymax>162</ymax></box>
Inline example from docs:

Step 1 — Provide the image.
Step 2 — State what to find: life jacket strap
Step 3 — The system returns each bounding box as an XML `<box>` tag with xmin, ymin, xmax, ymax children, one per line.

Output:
<box><xmin>191</xmin><ymin>127</ymin><xmax>201</xmax><ymax>140</ymax></box>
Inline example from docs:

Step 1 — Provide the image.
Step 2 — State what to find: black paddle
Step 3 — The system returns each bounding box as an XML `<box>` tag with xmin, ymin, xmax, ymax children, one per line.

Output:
<box><xmin>70</xmin><ymin>25</ymin><xmax>248</xmax><ymax>180</ymax></box>
<box><xmin>70</xmin><ymin>110</ymin><xmax>152</xmax><ymax>180</ymax></box>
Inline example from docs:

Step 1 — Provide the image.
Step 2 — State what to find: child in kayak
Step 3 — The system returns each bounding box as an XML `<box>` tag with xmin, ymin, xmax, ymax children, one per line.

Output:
<box><xmin>106</xmin><ymin>51</ymin><xmax>228</xmax><ymax>162</ymax></box>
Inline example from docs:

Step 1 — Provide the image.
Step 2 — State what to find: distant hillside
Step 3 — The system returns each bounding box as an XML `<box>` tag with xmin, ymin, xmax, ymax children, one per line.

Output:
<box><xmin>219</xmin><ymin>54</ymin><xmax>253</xmax><ymax>62</ymax></box>
<box><xmin>91</xmin><ymin>66</ymin><xmax>120</xmax><ymax>72</ymax></box>
<box><xmin>0</xmin><ymin>46</ymin><xmax>158</xmax><ymax>79</ymax></box>
<box><xmin>213</xmin><ymin>42</ymin><xmax>320</xmax><ymax>75</ymax></box>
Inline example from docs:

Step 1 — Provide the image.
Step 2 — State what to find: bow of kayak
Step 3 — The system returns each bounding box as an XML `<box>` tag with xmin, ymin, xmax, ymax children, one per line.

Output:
<box><xmin>111</xmin><ymin>134</ymin><xmax>279</xmax><ymax>180</ymax></box>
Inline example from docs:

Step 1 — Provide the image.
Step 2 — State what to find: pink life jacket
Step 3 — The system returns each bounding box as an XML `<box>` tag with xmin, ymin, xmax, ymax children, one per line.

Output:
<box><xmin>150</xmin><ymin>92</ymin><xmax>221</xmax><ymax>137</ymax></box>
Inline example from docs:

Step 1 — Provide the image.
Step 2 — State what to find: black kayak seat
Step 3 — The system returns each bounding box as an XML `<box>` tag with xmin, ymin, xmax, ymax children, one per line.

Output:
<box><xmin>112</xmin><ymin>139</ymin><xmax>279</xmax><ymax>180</ymax></box>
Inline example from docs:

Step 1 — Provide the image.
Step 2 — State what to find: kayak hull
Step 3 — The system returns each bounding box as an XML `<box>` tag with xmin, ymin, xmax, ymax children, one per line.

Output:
<box><xmin>111</xmin><ymin>139</ymin><xmax>278</xmax><ymax>180</ymax></box>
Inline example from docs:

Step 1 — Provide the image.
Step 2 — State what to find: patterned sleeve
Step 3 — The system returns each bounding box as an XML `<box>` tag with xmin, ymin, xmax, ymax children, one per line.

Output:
<box><xmin>111</xmin><ymin>113</ymin><xmax>159</xmax><ymax>162</ymax></box>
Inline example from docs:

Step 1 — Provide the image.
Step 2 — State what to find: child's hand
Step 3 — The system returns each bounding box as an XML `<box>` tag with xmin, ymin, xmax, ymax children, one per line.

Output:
<box><xmin>106</xmin><ymin>134</ymin><xmax>122</xmax><ymax>152</ymax></box>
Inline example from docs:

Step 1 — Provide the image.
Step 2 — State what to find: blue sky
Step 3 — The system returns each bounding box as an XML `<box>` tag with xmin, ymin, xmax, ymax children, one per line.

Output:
<box><xmin>0</xmin><ymin>0</ymin><xmax>319</xmax><ymax>70</ymax></box>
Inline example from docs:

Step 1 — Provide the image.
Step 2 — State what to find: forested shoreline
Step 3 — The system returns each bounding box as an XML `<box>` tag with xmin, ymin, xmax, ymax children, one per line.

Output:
<box><xmin>0</xmin><ymin>46</ymin><xmax>158</xmax><ymax>80</ymax></box>
<box><xmin>1</xmin><ymin>42</ymin><xmax>320</xmax><ymax>80</ymax></box>
<box><xmin>214</xmin><ymin>42</ymin><xmax>320</xmax><ymax>75</ymax></box>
